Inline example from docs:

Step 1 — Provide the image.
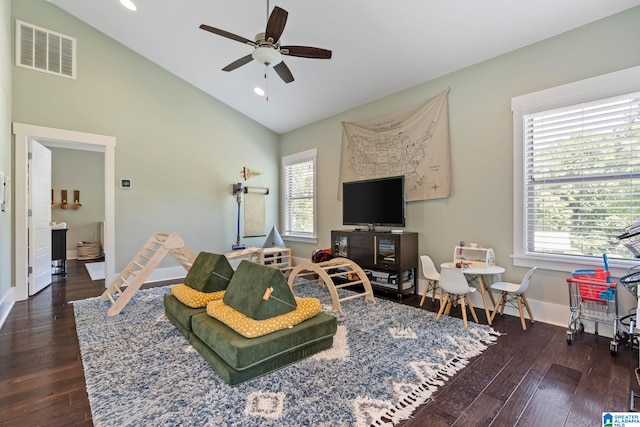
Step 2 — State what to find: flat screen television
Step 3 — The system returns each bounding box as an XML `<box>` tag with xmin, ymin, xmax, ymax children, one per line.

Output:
<box><xmin>342</xmin><ymin>175</ymin><xmax>406</xmax><ymax>228</ymax></box>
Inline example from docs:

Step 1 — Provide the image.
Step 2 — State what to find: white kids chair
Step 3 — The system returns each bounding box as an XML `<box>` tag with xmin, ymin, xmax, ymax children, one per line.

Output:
<box><xmin>436</xmin><ymin>267</ymin><xmax>479</xmax><ymax>329</ymax></box>
<box><xmin>490</xmin><ymin>267</ymin><xmax>537</xmax><ymax>330</ymax></box>
<box><xmin>419</xmin><ymin>255</ymin><xmax>441</xmax><ymax>307</ymax></box>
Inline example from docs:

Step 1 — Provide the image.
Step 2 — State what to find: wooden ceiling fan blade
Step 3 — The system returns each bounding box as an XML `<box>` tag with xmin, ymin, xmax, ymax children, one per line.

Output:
<box><xmin>281</xmin><ymin>45</ymin><xmax>332</xmax><ymax>59</ymax></box>
<box><xmin>222</xmin><ymin>54</ymin><xmax>254</xmax><ymax>71</ymax></box>
<box><xmin>265</xmin><ymin>6</ymin><xmax>288</xmax><ymax>43</ymax></box>
<box><xmin>199</xmin><ymin>24</ymin><xmax>254</xmax><ymax>46</ymax></box>
<box><xmin>273</xmin><ymin>61</ymin><xmax>294</xmax><ymax>83</ymax></box>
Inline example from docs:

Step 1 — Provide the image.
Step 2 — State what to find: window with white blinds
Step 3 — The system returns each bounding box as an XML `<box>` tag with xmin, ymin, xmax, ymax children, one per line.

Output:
<box><xmin>282</xmin><ymin>148</ymin><xmax>317</xmax><ymax>240</ymax></box>
<box><xmin>523</xmin><ymin>91</ymin><xmax>640</xmax><ymax>261</ymax></box>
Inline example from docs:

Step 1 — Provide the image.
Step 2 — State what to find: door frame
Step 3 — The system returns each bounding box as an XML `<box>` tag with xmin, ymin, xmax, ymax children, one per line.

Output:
<box><xmin>13</xmin><ymin>123</ymin><xmax>116</xmax><ymax>301</ymax></box>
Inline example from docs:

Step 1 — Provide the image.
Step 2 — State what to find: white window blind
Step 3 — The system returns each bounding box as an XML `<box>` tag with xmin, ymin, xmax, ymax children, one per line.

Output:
<box><xmin>524</xmin><ymin>91</ymin><xmax>640</xmax><ymax>260</ymax></box>
<box><xmin>282</xmin><ymin>149</ymin><xmax>316</xmax><ymax>239</ymax></box>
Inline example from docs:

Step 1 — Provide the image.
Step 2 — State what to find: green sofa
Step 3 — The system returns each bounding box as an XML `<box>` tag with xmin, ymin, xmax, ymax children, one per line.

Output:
<box><xmin>164</xmin><ymin>254</ymin><xmax>337</xmax><ymax>385</ymax></box>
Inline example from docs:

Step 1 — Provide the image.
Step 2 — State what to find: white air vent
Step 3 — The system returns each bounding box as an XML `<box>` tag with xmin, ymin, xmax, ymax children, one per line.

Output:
<box><xmin>16</xmin><ymin>20</ymin><xmax>76</xmax><ymax>79</ymax></box>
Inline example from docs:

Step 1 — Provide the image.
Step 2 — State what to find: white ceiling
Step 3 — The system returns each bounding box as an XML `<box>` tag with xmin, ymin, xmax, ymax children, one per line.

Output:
<box><xmin>47</xmin><ymin>0</ymin><xmax>640</xmax><ymax>134</ymax></box>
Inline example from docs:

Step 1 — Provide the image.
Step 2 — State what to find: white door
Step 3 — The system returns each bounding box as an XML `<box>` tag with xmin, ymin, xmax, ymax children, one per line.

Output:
<box><xmin>29</xmin><ymin>140</ymin><xmax>52</xmax><ymax>296</ymax></box>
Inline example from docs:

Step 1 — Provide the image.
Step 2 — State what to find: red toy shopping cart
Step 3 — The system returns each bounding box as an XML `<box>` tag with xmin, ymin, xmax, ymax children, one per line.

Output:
<box><xmin>566</xmin><ymin>254</ymin><xmax>619</xmax><ymax>356</ymax></box>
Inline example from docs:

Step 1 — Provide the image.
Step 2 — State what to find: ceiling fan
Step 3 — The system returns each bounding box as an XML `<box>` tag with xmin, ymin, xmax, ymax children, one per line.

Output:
<box><xmin>199</xmin><ymin>3</ymin><xmax>332</xmax><ymax>84</ymax></box>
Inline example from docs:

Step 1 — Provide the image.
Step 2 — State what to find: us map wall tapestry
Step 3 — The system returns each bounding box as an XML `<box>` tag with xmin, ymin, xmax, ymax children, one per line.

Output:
<box><xmin>338</xmin><ymin>89</ymin><xmax>451</xmax><ymax>202</ymax></box>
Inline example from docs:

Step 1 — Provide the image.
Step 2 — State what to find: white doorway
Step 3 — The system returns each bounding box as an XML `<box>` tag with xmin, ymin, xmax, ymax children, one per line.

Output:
<box><xmin>13</xmin><ymin>123</ymin><xmax>116</xmax><ymax>302</ymax></box>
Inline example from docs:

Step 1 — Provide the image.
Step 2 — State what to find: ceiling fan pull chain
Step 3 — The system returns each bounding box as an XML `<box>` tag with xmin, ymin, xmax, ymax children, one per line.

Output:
<box><xmin>266</xmin><ymin>66</ymin><xmax>270</xmax><ymax>102</ymax></box>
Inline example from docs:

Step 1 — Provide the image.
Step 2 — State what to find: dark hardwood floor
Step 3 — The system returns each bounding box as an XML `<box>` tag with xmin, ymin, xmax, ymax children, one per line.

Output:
<box><xmin>0</xmin><ymin>260</ymin><xmax>638</xmax><ymax>426</ymax></box>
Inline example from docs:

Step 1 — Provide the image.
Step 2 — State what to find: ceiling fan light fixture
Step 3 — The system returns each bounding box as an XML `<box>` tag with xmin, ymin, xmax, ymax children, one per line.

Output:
<box><xmin>254</xmin><ymin>87</ymin><xmax>265</xmax><ymax>96</ymax></box>
<box><xmin>200</xmin><ymin>5</ymin><xmax>331</xmax><ymax>84</ymax></box>
<box><xmin>252</xmin><ymin>46</ymin><xmax>282</xmax><ymax>67</ymax></box>
<box><xmin>120</xmin><ymin>0</ymin><xmax>137</xmax><ymax>11</ymax></box>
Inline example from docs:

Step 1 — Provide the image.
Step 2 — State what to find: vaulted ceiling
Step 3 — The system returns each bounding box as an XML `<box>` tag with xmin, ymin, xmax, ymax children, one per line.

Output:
<box><xmin>48</xmin><ymin>0</ymin><xmax>640</xmax><ymax>134</ymax></box>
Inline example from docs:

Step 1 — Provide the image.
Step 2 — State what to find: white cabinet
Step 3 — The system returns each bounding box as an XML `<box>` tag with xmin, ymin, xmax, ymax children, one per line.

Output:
<box><xmin>453</xmin><ymin>246</ymin><xmax>495</xmax><ymax>268</ymax></box>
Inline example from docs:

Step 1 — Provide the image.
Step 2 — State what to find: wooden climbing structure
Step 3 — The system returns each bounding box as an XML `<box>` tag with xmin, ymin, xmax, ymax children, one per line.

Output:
<box><xmin>225</xmin><ymin>246</ymin><xmax>292</xmax><ymax>275</ymax></box>
<box><xmin>100</xmin><ymin>230</ymin><xmax>196</xmax><ymax>316</ymax></box>
<box><xmin>287</xmin><ymin>257</ymin><xmax>376</xmax><ymax>314</ymax></box>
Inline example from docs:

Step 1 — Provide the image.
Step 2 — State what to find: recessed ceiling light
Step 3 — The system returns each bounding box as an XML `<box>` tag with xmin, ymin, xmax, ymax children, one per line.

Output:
<box><xmin>120</xmin><ymin>0</ymin><xmax>137</xmax><ymax>11</ymax></box>
<box><xmin>254</xmin><ymin>87</ymin><xmax>265</xmax><ymax>96</ymax></box>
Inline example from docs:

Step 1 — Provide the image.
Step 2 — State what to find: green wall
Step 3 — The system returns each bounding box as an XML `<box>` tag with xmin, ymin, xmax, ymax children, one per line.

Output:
<box><xmin>11</xmin><ymin>0</ymin><xmax>280</xmax><ymax>271</ymax></box>
<box><xmin>280</xmin><ymin>7</ymin><xmax>640</xmax><ymax>308</ymax></box>
<box><xmin>50</xmin><ymin>147</ymin><xmax>105</xmax><ymax>248</ymax></box>
<box><xmin>0</xmin><ymin>0</ymin><xmax>11</xmax><ymax>303</ymax></box>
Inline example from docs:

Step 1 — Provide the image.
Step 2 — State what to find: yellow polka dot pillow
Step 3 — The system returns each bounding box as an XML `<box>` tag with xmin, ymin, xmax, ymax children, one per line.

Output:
<box><xmin>206</xmin><ymin>297</ymin><xmax>322</xmax><ymax>338</ymax></box>
<box><xmin>171</xmin><ymin>283</ymin><xmax>225</xmax><ymax>308</ymax></box>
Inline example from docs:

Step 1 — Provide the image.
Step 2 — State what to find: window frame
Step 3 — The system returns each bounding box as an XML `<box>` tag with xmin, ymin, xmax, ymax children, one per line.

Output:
<box><xmin>511</xmin><ymin>65</ymin><xmax>640</xmax><ymax>278</ymax></box>
<box><xmin>281</xmin><ymin>148</ymin><xmax>318</xmax><ymax>243</ymax></box>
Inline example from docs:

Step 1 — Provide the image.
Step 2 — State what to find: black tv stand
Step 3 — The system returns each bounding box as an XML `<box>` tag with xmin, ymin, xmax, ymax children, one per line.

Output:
<box><xmin>331</xmin><ymin>230</ymin><xmax>418</xmax><ymax>298</ymax></box>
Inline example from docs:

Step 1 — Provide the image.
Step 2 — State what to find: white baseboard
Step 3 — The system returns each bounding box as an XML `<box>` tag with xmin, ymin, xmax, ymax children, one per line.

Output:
<box><xmin>0</xmin><ymin>287</ymin><xmax>15</xmax><ymax>331</ymax></box>
<box><xmin>144</xmin><ymin>265</ymin><xmax>188</xmax><ymax>283</ymax></box>
<box><xmin>417</xmin><ymin>278</ymin><xmax>620</xmax><ymax>339</ymax></box>
<box><xmin>291</xmin><ymin>256</ymin><xmax>308</xmax><ymax>267</ymax></box>
<box><xmin>141</xmin><ymin>262</ymin><xmax>625</xmax><ymax>341</ymax></box>
<box><xmin>103</xmin><ymin>265</ymin><xmax>187</xmax><ymax>289</ymax></box>
<box><xmin>107</xmin><ymin>254</ymin><xmax>302</xmax><ymax>289</ymax></box>
<box><xmin>137</xmin><ymin>256</ymin><xmax>308</xmax><ymax>285</ymax></box>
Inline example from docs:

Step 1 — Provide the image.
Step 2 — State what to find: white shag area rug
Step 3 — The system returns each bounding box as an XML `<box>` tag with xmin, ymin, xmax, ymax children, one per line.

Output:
<box><xmin>73</xmin><ymin>283</ymin><xmax>500</xmax><ymax>426</ymax></box>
